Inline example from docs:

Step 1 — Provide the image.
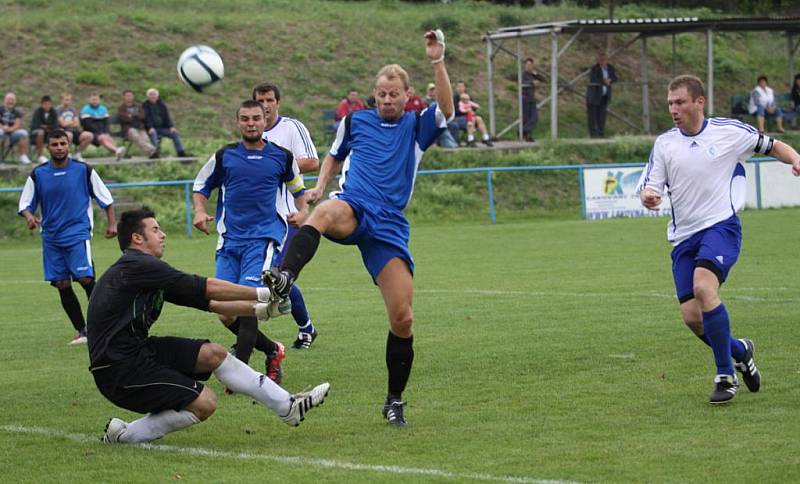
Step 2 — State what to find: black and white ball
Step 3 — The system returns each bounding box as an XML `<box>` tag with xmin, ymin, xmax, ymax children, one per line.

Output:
<box><xmin>177</xmin><ymin>45</ymin><xmax>224</xmax><ymax>92</ymax></box>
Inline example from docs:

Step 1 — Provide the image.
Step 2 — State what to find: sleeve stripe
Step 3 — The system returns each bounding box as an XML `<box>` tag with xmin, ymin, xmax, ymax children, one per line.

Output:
<box><xmin>17</xmin><ymin>177</ymin><xmax>36</xmax><ymax>214</ymax></box>
<box><xmin>193</xmin><ymin>154</ymin><xmax>219</xmax><ymax>192</ymax></box>
<box><xmin>90</xmin><ymin>170</ymin><xmax>114</xmax><ymax>208</ymax></box>
<box><xmin>286</xmin><ymin>174</ymin><xmax>305</xmax><ymax>194</ymax></box>
<box><xmin>287</xmin><ymin>118</ymin><xmax>318</xmax><ymax>160</ymax></box>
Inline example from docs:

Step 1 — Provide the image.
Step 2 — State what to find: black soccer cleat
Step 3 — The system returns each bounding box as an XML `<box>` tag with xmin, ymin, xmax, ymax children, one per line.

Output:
<box><xmin>292</xmin><ymin>329</ymin><xmax>318</xmax><ymax>350</ymax></box>
<box><xmin>709</xmin><ymin>374</ymin><xmax>739</xmax><ymax>404</ymax></box>
<box><xmin>261</xmin><ymin>268</ymin><xmax>294</xmax><ymax>301</ymax></box>
<box><xmin>735</xmin><ymin>338</ymin><xmax>761</xmax><ymax>393</ymax></box>
<box><xmin>382</xmin><ymin>397</ymin><xmax>407</xmax><ymax>427</ymax></box>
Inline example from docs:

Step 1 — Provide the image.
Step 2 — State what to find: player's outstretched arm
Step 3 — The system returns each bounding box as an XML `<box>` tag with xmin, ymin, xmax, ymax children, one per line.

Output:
<box><xmin>191</xmin><ymin>192</ymin><xmax>214</xmax><ymax>235</ymax></box>
<box><xmin>205</xmin><ymin>277</ymin><xmax>269</xmax><ymax>302</ymax></box>
<box><xmin>426</xmin><ymin>29</ymin><xmax>454</xmax><ymax>120</ymax></box>
<box><xmin>307</xmin><ymin>154</ymin><xmax>342</xmax><ymax>204</ymax></box>
<box><xmin>769</xmin><ymin>140</ymin><xmax>800</xmax><ymax>176</ymax></box>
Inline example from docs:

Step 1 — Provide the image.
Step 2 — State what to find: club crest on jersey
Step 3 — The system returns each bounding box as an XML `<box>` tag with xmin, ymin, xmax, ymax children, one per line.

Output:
<box><xmin>706</xmin><ymin>145</ymin><xmax>718</xmax><ymax>157</ymax></box>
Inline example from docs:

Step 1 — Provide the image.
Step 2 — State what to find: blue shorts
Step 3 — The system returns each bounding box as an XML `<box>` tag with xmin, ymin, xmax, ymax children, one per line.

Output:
<box><xmin>215</xmin><ymin>239</ymin><xmax>279</xmax><ymax>287</ymax></box>
<box><xmin>43</xmin><ymin>239</ymin><xmax>94</xmax><ymax>282</ymax></box>
<box><xmin>671</xmin><ymin>215</ymin><xmax>742</xmax><ymax>303</ymax></box>
<box><xmin>326</xmin><ymin>193</ymin><xmax>414</xmax><ymax>283</ymax></box>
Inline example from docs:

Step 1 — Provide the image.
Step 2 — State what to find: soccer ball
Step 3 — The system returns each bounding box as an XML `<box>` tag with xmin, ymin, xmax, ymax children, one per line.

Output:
<box><xmin>177</xmin><ymin>45</ymin><xmax>224</xmax><ymax>92</ymax></box>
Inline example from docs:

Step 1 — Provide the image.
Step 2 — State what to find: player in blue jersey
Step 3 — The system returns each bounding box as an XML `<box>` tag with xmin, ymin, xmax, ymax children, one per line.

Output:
<box><xmin>253</xmin><ymin>83</ymin><xmax>322</xmax><ymax>350</ymax></box>
<box><xmin>17</xmin><ymin>129</ymin><xmax>117</xmax><ymax>345</ymax></box>
<box><xmin>264</xmin><ymin>30</ymin><xmax>454</xmax><ymax>426</ymax></box>
<box><xmin>637</xmin><ymin>75</ymin><xmax>800</xmax><ymax>404</ymax></box>
<box><xmin>192</xmin><ymin>100</ymin><xmax>308</xmax><ymax>384</ymax></box>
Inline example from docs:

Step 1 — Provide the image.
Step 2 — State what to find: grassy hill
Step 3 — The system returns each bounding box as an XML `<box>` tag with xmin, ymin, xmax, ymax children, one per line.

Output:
<box><xmin>2</xmin><ymin>0</ymin><xmax>798</xmax><ymax>154</ymax></box>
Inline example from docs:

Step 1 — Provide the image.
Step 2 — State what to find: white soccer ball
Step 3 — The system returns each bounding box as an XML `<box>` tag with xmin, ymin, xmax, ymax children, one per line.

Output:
<box><xmin>177</xmin><ymin>45</ymin><xmax>224</xmax><ymax>92</ymax></box>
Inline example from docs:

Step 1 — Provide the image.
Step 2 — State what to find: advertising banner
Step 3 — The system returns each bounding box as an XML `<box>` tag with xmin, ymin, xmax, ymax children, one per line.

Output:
<box><xmin>582</xmin><ymin>166</ymin><xmax>671</xmax><ymax>220</ymax></box>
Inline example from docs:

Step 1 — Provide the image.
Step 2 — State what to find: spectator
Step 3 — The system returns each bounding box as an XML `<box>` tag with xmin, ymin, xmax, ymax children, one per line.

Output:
<box><xmin>404</xmin><ymin>86</ymin><xmax>426</xmax><ymax>112</ymax></box>
<box><xmin>30</xmin><ymin>95</ymin><xmax>60</xmax><ymax>163</ymax></box>
<box><xmin>423</xmin><ymin>83</ymin><xmax>436</xmax><ymax>106</ymax></box>
<box><xmin>366</xmin><ymin>95</ymin><xmax>376</xmax><ymax>109</ymax></box>
<box><xmin>448</xmin><ymin>81</ymin><xmax>492</xmax><ymax>147</ymax></box>
<box><xmin>586</xmin><ymin>52</ymin><xmax>617</xmax><ymax>138</ymax></box>
<box><xmin>792</xmin><ymin>73</ymin><xmax>800</xmax><ymax>114</ymax></box>
<box><xmin>458</xmin><ymin>93</ymin><xmax>482</xmax><ymax>147</ymax></box>
<box><xmin>749</xmin><ymin>75</ymin><xmax>785</xmax><ymax>133</ymax></box>
<box><xmin>143</xmin><ymin>88</ymin><xmax>190</xmax><ymax>158</ymax></box>
<box><xmin>335</xmin><ymin>89</ymin><xmax>365</xmax><ymax>121</ymax></box>
<box><xmin>56</xmin><ymin>93</ymin><xmax>93</xmax><ymax>161</ymax></box>
<box><xmin>80</xmin><ymin>93</ymin><xmax>126</xmax><ymax>160</ymax></box>
<box><xmin>522</xmin><ymin>57</ymin><xmax>546</xmax><ymax>142</ymax></box>
<box><xmin>0</xmin><ymin>92</ymin><xmax>32</xmax><ymax>164</ymax></box>
<box><xmin>118</xmin><ymin>90</ymin><xmax>158</xmax><ymax>159</ymax></box>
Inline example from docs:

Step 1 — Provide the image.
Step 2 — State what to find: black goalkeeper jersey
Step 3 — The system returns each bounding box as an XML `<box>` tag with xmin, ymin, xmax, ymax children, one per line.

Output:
<box><xmin>87</xmin><ymin>249</ymin><xmax>209</xmax><ymax>366</ymax></box>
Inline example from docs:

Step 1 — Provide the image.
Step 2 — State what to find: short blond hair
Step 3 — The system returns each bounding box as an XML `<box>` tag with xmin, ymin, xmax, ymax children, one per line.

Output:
<box><xmin>375</xmin><ymin>64</ymin><xmax>409</xmax><ymax>90</ymax></box>
<box><xmin>668</xmin><ymin>75</ymin><xmax>705</xmax><ymax>100</ymax></box>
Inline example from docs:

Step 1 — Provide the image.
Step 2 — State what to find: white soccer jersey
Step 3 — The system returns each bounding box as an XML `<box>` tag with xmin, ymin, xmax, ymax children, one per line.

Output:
<box><xmin>637</xmin><ymin>117</ymin><xmax>774</xmax><ymax>245</ymax></box>
<box><xmin>262</xmin><ymin>116</ymin><xmax>318</xmax><ymax>217</ymax></box>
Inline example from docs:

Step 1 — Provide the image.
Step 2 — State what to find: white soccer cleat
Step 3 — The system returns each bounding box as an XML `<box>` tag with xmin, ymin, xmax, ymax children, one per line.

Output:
<box><xmin>280</xmin><ymin>382</ymin><xmax>330</xmax><ymax>427</ymax></box>
<box><xmin>115</xmin><ymin>147</ymin><xmax>126</xmax><ymax>161</ymax></box>
<box><xmin>102</xmin><ymin>418</ymin><xmax>128</xmax><ymax>444</ymax></box>
<box><xmin>19</xmin><ymin>154</ymin><xmax>32</xmax><ymax>164</ymax></box>
<box><xmin>68</xmin><ymin>334</ymin><xmax>87</xmax><ymax>345</ymax></box>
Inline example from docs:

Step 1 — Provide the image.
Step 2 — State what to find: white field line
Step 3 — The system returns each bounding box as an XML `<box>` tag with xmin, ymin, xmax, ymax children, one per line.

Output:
<box><xmin>0</xmin><ymin>424</ymin><xmax>577</xmax><ymax>484</ymax></box>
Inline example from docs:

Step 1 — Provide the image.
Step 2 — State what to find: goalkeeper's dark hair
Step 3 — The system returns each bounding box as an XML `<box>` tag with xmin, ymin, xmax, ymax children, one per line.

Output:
<box><xmin>252</xmin><ymin>83</ymin><xmax>281</xmax><ymax>102</ymax></box>
<box><xmin>118</xmin><ymin>206</ymin><xmax>156</xmax><ymax>251</ymax></box>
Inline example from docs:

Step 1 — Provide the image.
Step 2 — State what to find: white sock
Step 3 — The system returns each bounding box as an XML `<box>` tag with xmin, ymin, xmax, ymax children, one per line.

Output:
<box><xmin>214</xmin><ymin>353</ymin><xmax>291</xmax><ymax>415</ymax></box>
<box><xmin>299</xmin><ymin>320</ymin><xmax>313</xmax><ymax>331</ymax></box>
<box><xmin>467</xmin><ymin>134</ymin><xmax>475</xmax><ymax>142</ymax></box>
<box><xmin>119</xmin><ymin>410</ymin><xmax>200</xmax><ymax>443</ymax></box>
<box><xmin>482</xmin><ymin>133</ymin><xmax>490</xmax><ymax>140</ymax></box>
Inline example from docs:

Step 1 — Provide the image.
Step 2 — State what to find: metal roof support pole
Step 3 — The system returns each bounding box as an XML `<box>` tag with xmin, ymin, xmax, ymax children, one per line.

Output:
<box><xmin>486</xmin><ymin>38</ymin><xmax>496</xmax><ymax>136</ymax></box>
<box><xmin>550</xmin><ymin>30</ymin><xmax>558</xmax><ymax>139</ymax></box>
<box><xmin>671</xmin><ymin>33</ymin><xmax>676</xmax><ymax>76</ymax></box>
<box><xmin>641</xmin><ymin>35</ymin><xmax>650</xmax><ymax>134</ymax></box>
<box><xmin>706</xmin><ymin>28</ymin><xmax>714</xmax><ymax>116</ymax></box>
<box><xmin>517</xmin><ymin>39</ymin><xmax>524</xmax><ymax>141</ymax></box>
<box><xmin>788</xmin><ymin>33</ymin><xmax>796</xmax><ymax>87</ymax></box>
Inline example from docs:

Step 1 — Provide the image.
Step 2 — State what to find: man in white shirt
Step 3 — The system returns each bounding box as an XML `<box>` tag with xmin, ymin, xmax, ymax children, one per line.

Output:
<box><xmin>637</xmin><ymin>75</ymin><xmax>800</xmax><ymax>404</ymax></box>
<box><xmin>253</xmin><ymin>83</ymin><xmax>321</xmax><ymax>350</ymax></box>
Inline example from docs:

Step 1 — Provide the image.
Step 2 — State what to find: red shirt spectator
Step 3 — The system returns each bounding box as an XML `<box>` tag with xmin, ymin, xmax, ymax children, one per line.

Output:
<box><xmin>404</xmin><ymin>86</ymin><xmax>426</xmax><ymax>112</ymax></box>
<box><xmin>335</xmin><ymin>90</ymin><xmax>365</xmax><ymax>121</ymax></box>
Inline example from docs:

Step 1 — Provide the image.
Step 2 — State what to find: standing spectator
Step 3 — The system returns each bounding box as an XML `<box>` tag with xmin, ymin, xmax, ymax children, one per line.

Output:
<box><xmin>792</xmin><ymin>73</ymin><xmax>800</xmax><ymax>114</ymax></box>
<box><xmin>30</xmin><ymin>95</ymin><xmax>60</xmax><ymax>163</ymax></box>
<box><xmin>335</xmin><ymin>89</ymin><xmax>365</xmax><ymax>122</ymax></box>
<box><xmin>0</xmin><ymin>92</ymin><xmax>32</xmax><ymax>164</ymax></box>
<box><xmin>404</xmin><ymin>86</ymin><xmax>426</xmax><ymax>112</ymax></box>
<box><xmin>448</xmin><ymin>81</ymin><xmax>492</xmax><ymax>147</ymax></box>
<box><xmin>586</xmin><ymin>52</ymin><xmax>617</xmax><ymax>138</ymax></box>
<box><xmin>118</xmin><ymin>90</ymin><xmax>158</xmax><ymax>158</ymax></box>
<box><xmin>56</xmin><ymin>93</ymin><xmax>93</xmax><ymax>162</ymax></box>
<box><xmin>143</xmin><ymin>88</ymin><xmax>190</xmax><ymax>158</ymax></box>
<box><xmin>748</xmin><ymin>75</ymin><xmax>785</xmax><ymax>134</ymax></box>
<box><xmin>17</xmin><ymin>129</ymin><xmax>117</xmax><ymax>345</ymax></box>
<box><xmin>80</xmin><ymin>93</ymin><xmax>126</xmax><ymax>160</ymax></box>
<box><xmin>521</xmin><ymin>57</ymin><xmax>546</xmax><ymax>142</ymax></box>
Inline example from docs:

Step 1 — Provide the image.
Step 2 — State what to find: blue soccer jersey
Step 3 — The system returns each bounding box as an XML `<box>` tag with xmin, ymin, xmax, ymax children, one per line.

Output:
<box><xmin>18</xmin><ymin>159</ymin><xmax>114</xmax><ymax>245</ymax></box>
<box><xmin>329</xmin><ymin>104</ymin><xmax>447</xmax><ymax>210</ymax></box>
<box><xmin>193</xmin><ymin>142</ymin><xmax>305</xmax><ymax>247</ymax></box>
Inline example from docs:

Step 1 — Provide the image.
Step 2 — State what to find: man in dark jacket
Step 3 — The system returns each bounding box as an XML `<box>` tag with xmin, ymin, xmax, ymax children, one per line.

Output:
<box><xmin>143</xmin><ymin>88</ymin><xmax>190</xmax><ymax>157</ymax></box>
<box><xmin>30</xmin><ymin>95</ymin><xmax>60</xmax><ymax>163</ymax></box>
<box><xmin>119</xmin><ymin>90</ymin><xmax>157</xmax><ymax>158</ymax></box>
<box><xmin>585</xmin><ymin>52</ymin><xmax>618</xmax><ymax>138</ymax></box>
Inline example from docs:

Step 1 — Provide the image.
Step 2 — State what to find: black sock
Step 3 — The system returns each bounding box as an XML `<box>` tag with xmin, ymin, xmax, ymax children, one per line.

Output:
<box><xmin>386</xmin><ymin>331</ymin><xmax>414</xmax><ymax>398</ymax></box>
<box><xmin>695</xmin><ymin>331</ymin><xmax>711</xmax><ymax>347</ymax></box>
<box><xmin>279</xmin><ymin>225</ymin><xmax>321</xmax><ymax>279</ymax></box>
<box><xmin>226</xmin><ymin>319</ymin><xmax>277</xmax><ymax>355</ymax></box>
<box><xmin>79</xmin><ymin>279</ymin><xmax>95</xmax><ymax>299</ymax></box>
<box><xmin>234</xmin><ymin>317</ymin><xmax>258</xmax><ymax>364</ymax></box>
<box><xmin>58</xmin><ymin>286</ymin><xmax>86</xmax><ymax>333</ymax></box>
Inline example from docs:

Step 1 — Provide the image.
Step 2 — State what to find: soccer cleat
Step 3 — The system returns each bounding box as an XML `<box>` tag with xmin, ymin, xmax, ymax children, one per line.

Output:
<box><xmin>19</xmin><ymin>154</ymin><xmax>32</xmax><ymax>164</ymax></box>
<box><xmin>115</xmin><ymin>147</ymin><xmax>126</xmax><ymax>161</ymax></box>
<box><xmin>261</xmin><ymin>268</ymin><xmax>294</xmax><ymax>301</ymax></box>
<box><xmin>292</xmin><ymin>329</ymin><xmax>318</xmax><ymax>350</ymax></box>
<box><xmin>265</xmin><ymin>341</ymin><xmax>286</xmax><ymax>384</ymax></box>
<box><xmin>382</xmin><ymin>397</ymin><xmax>407</xmax><ymax>427</ymax></box>
<box><xmin>102</xmin><ymin>418</ymin><xmax>128</xmax><ymax>444</ymax></box>
<box><xmin>69</xmin><ymin>330</ymin><xmax>87</xmax><ymax>345</ymax></box>
<box><xmin>709</xmin><ymin>374</ymin><xmax>739</xmax><ymax>404</ymax></box>
<box><xmin>280</xmin><ymin>382</ymin><xmax>330</xmax><ymax>426</ymax></box>
<box><xmin>735</xmin><ymin>338</ymin><xmax>761</xmax><ymax>393</ymax></box>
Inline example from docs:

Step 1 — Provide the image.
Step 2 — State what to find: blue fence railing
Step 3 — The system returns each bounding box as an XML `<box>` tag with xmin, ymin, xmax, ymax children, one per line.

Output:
<box><xmin>0</xmin><ymin>157</ymin><xmax>780</xmax><ymax>236</ymax></box>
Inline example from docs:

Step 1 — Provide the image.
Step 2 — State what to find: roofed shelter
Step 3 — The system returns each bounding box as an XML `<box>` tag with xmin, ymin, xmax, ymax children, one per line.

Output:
<box><xmin>483</xmin><ymin>17</ymin><xmax>800</xmax><ymax>140</ymax></box>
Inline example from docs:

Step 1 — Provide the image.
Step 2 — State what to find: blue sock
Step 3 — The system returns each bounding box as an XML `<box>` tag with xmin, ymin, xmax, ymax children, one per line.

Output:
<box><xmin>289</xmin><ymin>285</ymin><xmax>313</xmax><ymax>332</ymax></box>
<box><xmin>702</xmin><ymin>304</ymin><xmax>734</xmax><ymax>376</ymax></box>
<box><xmin>730</xmin><ymin>337</ymin><xmax>746</xmax><ymax>362</ymax></box>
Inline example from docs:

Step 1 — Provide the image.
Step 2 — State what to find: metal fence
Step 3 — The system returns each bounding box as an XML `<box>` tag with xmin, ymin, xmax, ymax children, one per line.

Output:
<box><xmin>0</xmin><ymin>157</ymin><xmax>780</xmax><ymax>237</ymax></box>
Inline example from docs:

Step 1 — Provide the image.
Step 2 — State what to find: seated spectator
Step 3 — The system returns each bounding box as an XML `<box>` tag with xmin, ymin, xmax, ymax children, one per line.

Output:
<box><xmin>118</xmin><ymin>89</ymin><xmax>157</xmax><ymax>159</ymax></box>
<box><xmin>56</xmin><ymin>93</ymin><xmax>93</xmax><ymax>161</ymax></box>
<box><xmin>335</xmin><ymin>89</ymin><xmax>365</xmax><ymax>121</ymax></box>
<box><xmin>366</xmin><ymin>95</ymin><xmax>376</xmax><ymax>109</ymax></box>
<box><xmin>143</xmin><ymin>88</ymin><xmax>190</xmax><ymax>158</ymax></box>
<box><xmin>404</xmin><ymin>86</ymin><xmax>426</xmax><ymax>112</ymax></box>
<box><xmin>458</xmin><ymin>93</ymin><xmax>483</xmax><ymax>147</ymax></box>
<box><xmin>0</xmin><ymin>92</ymin><xmax>31</xmax><ymax>164</ymax></box>
<box><xmin>80</xmin><ymin>93</ymin><xmax>126</xmax><ymax>160</ymax></box>
<box><xmin>792</xmin><ymin>73</ymin><xmax>800</xmax><ymax>114</ymax></box>
<box><xmin>448</xmin><ymin>81</ymin><xmax>492</xmax><ymax>147</ymax></box>
<box><xmin>30</xmin><ymin>95</ymin><xmax>60</xmax><ymax>163</ymax></box>
<box><xmin>748</xmin><ymin>75</ymin><xmax>785</xmax><ymax>133</ymax></box>
<box><xmin>424</xmin><ymin>83</ymin><xmax>456</xmax><ymax>149</ymax></box>
<box><xmin>423</xmin><ymin>83</ymin><xmax>436</xmax><ymax>106</ymax></box>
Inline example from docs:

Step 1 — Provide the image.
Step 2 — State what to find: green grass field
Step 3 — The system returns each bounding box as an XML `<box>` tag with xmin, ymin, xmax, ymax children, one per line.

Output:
<box><xmin>1</xmin><ymin>210</ymin><xmax>799</xmax><ymax>483</ymax></box>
